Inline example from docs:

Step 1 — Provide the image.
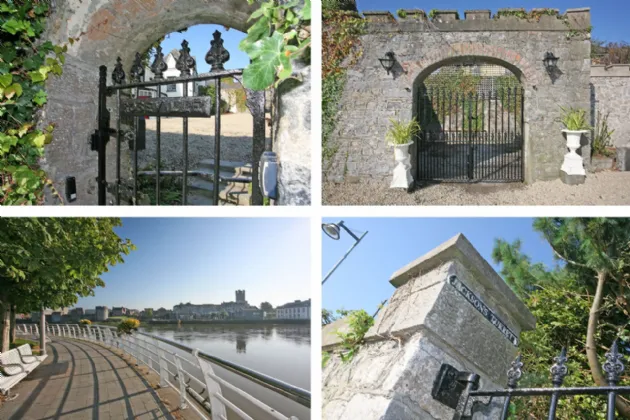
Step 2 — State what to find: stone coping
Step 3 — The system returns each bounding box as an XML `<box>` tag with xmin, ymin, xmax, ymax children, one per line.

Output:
<box><xmin>591</xmin><ymin>65</ymin><xmax>630</xmax><ymax>77</ymax></box>
<box><xmin>361</xmin><ymin>8</ymin><xmax>590</xmax><ymax>31</ymax></box>
<box><xmin>389</xmin><ymin>233</ymin><xmax>536</xmax><ymax>330</ymax></box>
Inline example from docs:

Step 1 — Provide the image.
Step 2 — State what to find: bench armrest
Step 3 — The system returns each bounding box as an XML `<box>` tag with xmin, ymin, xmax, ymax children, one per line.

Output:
<box><xmin>0</xmin><ymin>363</ymin><xmax>26</xmax><ymax>374</ymax></box>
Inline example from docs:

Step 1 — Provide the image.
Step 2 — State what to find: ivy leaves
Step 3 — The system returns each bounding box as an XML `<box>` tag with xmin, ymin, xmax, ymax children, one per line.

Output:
<box><xmin>239</xmin><ymin>0</ymin><xmax>311</xmax><ymax>90</ymax></box>
<box><xmin>0</xmin><ymin>0</ymin><xmax>65</xmax><ymax>205</ymax></box>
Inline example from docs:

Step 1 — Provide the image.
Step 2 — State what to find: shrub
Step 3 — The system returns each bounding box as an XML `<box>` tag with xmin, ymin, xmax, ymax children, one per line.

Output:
<box><xmin>592</xmin><ymin>110</ymin><xmax>615</xmax><ymax>157</ymax></box>
<box><xmin>79</xmin><ymin>319</ymin><xmax>91</xmax><ymax>325</ymax></box>
<box><xmin>323</xmin><ymin>0</ymin><xmax>357</xmax><ymax>12</ymax></box>
<box><xmin>117</xmin><ymin>318</ymin><xmax>140</xmax><ymax>335</ymax></box>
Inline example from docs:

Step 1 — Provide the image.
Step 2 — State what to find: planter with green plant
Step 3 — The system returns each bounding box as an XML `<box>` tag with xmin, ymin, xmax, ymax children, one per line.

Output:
<box><xmin>386</xmin><ymin>118</ymin><xmax>420</xmax><ymax>189</ymax></box>
<box><xmin>557</xmin><ymin>106</ymin><xmax>591</xmax><ymax>178</ymax></box>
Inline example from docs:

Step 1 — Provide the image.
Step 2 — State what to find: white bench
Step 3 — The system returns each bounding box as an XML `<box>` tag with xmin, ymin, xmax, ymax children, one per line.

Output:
<box><xmin>0</xmin><ymin>346</ymin><xmax>45</xmax><ymax>400</ymax></box>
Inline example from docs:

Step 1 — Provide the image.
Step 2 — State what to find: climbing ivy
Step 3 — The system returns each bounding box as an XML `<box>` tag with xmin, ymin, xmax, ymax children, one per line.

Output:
<box><xmin>0</xmin><ymin>0</ymin><xmax>68</xmax><ymax>205</ymax></box>
<box><xmin>322</xmin><ymin>10</ymin><xmax>365</xmax><ymax>163</ymax></box>
<box><xmin>239</xmin><ymin>0</ymin><xmax>311</xmax><ymax>91</ymax></box>
<box><xmin>495</xmin><ymin>8</ymin><xmax>560</xmax><ymax>21</ymax></box>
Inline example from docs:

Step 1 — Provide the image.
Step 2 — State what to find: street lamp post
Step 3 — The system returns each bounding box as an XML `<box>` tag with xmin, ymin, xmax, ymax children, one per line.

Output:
<box><xmin>322</xmin><ymin>221</ymin><xmax>368</xmax><ymax>285</ymax></box>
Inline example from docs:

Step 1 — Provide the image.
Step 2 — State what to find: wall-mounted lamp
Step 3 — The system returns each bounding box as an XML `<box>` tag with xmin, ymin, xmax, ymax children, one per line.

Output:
<box><xmin>543</xmin><ymin>52</ymin><xmax>559</xmax><ymax>74</ymax></box>
<box><xmin>379</xmin><ymin>51</ymin><xmax>397</xmax><ymax>74</ymax></box>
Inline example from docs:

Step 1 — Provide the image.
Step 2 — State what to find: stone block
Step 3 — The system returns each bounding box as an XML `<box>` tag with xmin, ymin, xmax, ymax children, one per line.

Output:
<box><xmin>431</xmin><ymin>10</ymin><xmax>459</xmax><ymax>23</ymax></box>
<box><xmin>565</xmin><ymin>7</ymin><xmax>591</xmax><ymax>30</ymax></box>
<box><xmin>616</xmin><ymin>145</ymin><xmax>630</xmax><ymax>171</ymax></box>
<box><xmin>363</xmin><ymin>11</ymin><xmax>395</xmax><ymax>23</ymax></box>
<box><xmin>560</xmin><ymin>170</ymin><xmax>585</xmax><ymax>185</ymax></box>
<box><xmin>464</xmin><ymin>10</ymin><xmax>491</xmax><ymax>20</ymax></box>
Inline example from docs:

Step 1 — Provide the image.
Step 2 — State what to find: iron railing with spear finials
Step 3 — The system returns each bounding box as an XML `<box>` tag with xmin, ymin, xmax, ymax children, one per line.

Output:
<box><xmin>92</xmin><ymin>30</ymin><xmax>268</xmax><ymax>206</ymax></box>
<box><xmin>432</xmin><ymin>340</ymin><xmax>630</xmax><ymax>420</ymax></box>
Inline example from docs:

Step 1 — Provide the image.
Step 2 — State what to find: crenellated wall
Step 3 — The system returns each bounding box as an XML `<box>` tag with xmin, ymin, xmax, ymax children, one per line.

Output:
<box><xmin>324</xmin><ymin>8</ymin><xmax>592</xmax><ymax>185</ymax></box>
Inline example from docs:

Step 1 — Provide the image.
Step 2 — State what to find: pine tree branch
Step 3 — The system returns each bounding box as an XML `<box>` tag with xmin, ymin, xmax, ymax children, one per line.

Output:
<box><xmin>549</xmin><ymin>245</ymin><xmax>594</xmax><ymax>270</ymax></box>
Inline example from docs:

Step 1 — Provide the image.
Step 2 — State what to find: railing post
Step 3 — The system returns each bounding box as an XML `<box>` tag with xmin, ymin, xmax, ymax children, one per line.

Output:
<box><xmin>193</xmin><ymin>349</ymin><xmax>227</xmax><ymax>420</ymax></box>
<box><xmin>156</xmin><ymin>339</ymin><xmax>169</xmax><ymax>388</ymax></box>
<box><xmin>174</xmin><ymin>355</ymin><xmax>189</xmax><ymax>410</ymax></box>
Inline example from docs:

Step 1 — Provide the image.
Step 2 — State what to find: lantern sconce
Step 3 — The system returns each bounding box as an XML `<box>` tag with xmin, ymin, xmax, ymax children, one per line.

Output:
<box><xmin>543</xmin><ymin>52</ymin><xmax>559</xmax><ymax>75</ymax></box>
<box><xmin>379</xmin><ymin>51</ymin><xmax>397</xmax><ymax>74</ymax></box>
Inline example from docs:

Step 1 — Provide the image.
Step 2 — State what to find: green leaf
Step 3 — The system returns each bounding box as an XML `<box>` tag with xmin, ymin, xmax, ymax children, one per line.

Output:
<box><xmin>302</xmin><ymin>0</ymin><xmax>311</xmax><ymax>20</ymax></box>
<box><xmin>241</xmin><ymin>32</ymin><xmax>285</xmax><ymax>91</ymax></box>
<box><xmin>1</xmin><ymin>19</ymin><xmax>25</xmax><ymax>35</ymax></box>
<box><xmin>0</xmin><ymin>74</ymin><xmax>12</xmax><ymax>88</ymax></box>
<box><xmin>33</xmin><ymin>90</ymin><xmax>47</xmax><ymax>106</ymax></box>
<box><xmin>29</xmin><ymin>71</ymin><xmax>45</xmax><ymax>83</ymax></box>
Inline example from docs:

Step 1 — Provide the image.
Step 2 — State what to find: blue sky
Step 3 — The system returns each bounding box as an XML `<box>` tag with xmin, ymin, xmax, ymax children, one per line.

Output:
<box><xmin>159</xmin><ymin>24</ymin><xmax>249</xmax><ymax>73</ymax></box>
<box><xmin>322</xmin><ymin>218</ymin><xmax>558</xmax><ymax>313</ymax></box>
<box><xmin>356</xmin><ymin>0</ymin><xmax>629</xmax><ymax>42</ymax></box>
<box><xmin>74</xmin><ymin>218</ymin><xmax>310</xmax><ymax>311</ymax></box>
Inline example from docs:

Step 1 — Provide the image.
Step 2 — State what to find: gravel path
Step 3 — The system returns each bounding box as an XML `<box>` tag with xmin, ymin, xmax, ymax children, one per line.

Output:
<box><xmin>138</xmin><ymin>113</ymin><xmax>267</xmax><ymax>170</ymax></box>
<box><xmin>323</xmin><ymin>172</ymin><xmax>630</xmax><ymax>205</ymax></box>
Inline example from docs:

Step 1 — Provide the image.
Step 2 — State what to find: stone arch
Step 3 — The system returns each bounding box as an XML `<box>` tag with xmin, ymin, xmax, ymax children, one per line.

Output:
<box><xmin>405</xmin><ymin>43</ymin><xmax>539</xmax><ymax>88</ymax></box>
<box><xmin>43</xmin><ymin>0</ymin><xmax>258</xmax><ymax>204</ymax></box>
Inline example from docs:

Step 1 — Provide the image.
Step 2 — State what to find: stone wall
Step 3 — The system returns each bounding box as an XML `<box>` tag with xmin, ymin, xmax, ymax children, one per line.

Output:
<box><xmin>591</xmin><ymin>65</ymin><xmax>630</xmax><ymax>147</ymax></box>
<box><xmin>322</xmin><ymin>234</ymin><xmax>536</xmax><ymax>420</ymax></box>
<box><xmin>324</xmin><ymin>8</ymin><xmax>592</xmax><ymax>185</ymax></box>
<box><xmin>42</xmin><ymin>0</ymin><xmax>310</xmax><ymax>205</ymax></box>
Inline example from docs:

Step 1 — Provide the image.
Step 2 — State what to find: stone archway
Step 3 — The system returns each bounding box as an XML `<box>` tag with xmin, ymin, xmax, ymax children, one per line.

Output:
<box><xmin>409</xmin><ymin>53</ymin><xmax>529</xmax><ymax>183</ymax></box>
<box><xmin>42</xmin><ymin>0</ymin><xmax>257</xmax><ymax>204</ymax></box>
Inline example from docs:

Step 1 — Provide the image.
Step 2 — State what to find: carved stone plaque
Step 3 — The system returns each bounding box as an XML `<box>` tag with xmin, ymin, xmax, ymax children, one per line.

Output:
<box><xmin>120</xmin><ymin>96</ymin><xmax>213</xmax><ymax>117</ymax></box>
<box><xmin>448</xmin><ymin>275</ymin><xmax>519</xmax><ymax>346</ymax></box>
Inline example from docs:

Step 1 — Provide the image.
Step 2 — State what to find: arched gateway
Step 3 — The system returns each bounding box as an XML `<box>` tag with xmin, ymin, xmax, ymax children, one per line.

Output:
<box><xmin>325</xmin><ymin>8</ymin><xmax>592</xmax><ymax>186</ymax></box>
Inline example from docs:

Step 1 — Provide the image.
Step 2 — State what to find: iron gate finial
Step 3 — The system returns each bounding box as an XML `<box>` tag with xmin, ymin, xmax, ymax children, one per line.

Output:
<box><xmin>507</xmin><ymin>354</ymin><xmax>524</xmax><ymax>389</ymax></box>
<box><xmin>603</xmin><ymin>340</ymin><xmax>625</xmax><ymax>385</ymax></box>
<box><xmin>130</xmin><ymin>52</ymin><xmax>145</xmax><ymax>82</ymax></box>
<box><xmin>550</xmin><ymin>347</ymin><xmax>569</xmax><ymax>386</ymax></box>
<box><xmin>206</xmin><ymin>30</ymin><xmax>230</xmax><ymax>73</ymax></box>
<box><xmin>151</xmin><ymin>45</ymin><xmax>167</xmax><ymax>80</ymax></box>
<box><xmin>176</xmin><ymin>40</ymin><xmax>196</xmax><ymax>76</ymax></box>
<box><xmin>112</xmin><ymin>57</ymin><xmax>126</xmax><ymax>85</ymax></box>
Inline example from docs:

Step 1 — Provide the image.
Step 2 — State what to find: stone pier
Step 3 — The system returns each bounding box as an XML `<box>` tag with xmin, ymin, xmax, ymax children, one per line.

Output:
<box><xmin>322</xmin><ymin>233</ymin><xmax>536</xmax><ymax>419</ymax></box>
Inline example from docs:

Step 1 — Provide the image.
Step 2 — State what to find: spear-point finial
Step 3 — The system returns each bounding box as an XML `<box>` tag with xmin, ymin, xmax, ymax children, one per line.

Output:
<box><xmin>130</xmin><ymin>52</ymin><xmax>145</xmax><ymax>82</ymax></box>
<box><xmin>550</xmin><ymin>347</ymin><xmax>568</xmax><ymax>387</ymax></box>
<box><xmin>176</xmin><ymin>39</ymin><xmax>196</xmax><ymax>76</ymax></box>
<box><xmin>112</xmin><ymin>57</ymin><xmax>126</xmax><ymax>85</ymax></box>
<box><xmin>507</xmin><ymin>354</ymin><xmax>524</xmax><ymax>389</ymax></box>
<box><xmin>150</xmin><ymin>45</ymin><xmax>167</xmax><ymax>80</ymax></box>
<box><xmin>206</xmin><ymin>30</ymin><xmax>230</xmax><ymax>73</ymax></box>
<box><xmin>604</xmin><ymin>340</ymin><xmax>625</xmax><ymax>385</ymax></box>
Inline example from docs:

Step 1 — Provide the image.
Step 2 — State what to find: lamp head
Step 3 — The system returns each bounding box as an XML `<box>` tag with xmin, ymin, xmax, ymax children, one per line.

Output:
<box><xmin>321</xmin><ymin>223</ymin><xmax>341</xmax><ymax>240</ymax></box>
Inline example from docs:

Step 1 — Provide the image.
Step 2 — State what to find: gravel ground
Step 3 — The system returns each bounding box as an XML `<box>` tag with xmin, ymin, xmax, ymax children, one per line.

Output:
<box><xmin>323</xmin><ymin>171</ymin><xmax>630</xmax><ymax>205</ymax></box>
<box><xmin>137</xmin><ymin>113</ymin><xmax>268</xmax><ymax>170</ymax></box>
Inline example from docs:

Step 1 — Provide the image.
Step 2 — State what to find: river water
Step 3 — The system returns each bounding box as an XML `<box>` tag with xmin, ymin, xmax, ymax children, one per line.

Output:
<box><xmin>139</xmin><ymin>323</ymin><xmax>311</xmax><ymax>391</ymax></box>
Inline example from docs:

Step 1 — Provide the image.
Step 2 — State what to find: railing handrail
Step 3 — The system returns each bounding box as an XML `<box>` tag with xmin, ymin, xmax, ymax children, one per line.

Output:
<box><xmin>33</xmin><ymin>323</ymin><xmax>310</xmax><ymax>408</ymax></box>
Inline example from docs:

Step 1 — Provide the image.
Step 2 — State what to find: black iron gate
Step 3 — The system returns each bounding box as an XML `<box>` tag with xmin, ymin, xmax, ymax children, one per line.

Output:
<box><xmin>93</xmin><ymin>31</ymin><xmax>268</xmax><ymax>206</ymax></box>
<box><xmin>432</xmin><ymin>341</ymin><xmax>629</xmax><ymax>420</ymax></box>
<box><xmin>416</xmin><ymin>85</ymin><xmax>524</xmax><ymax>183</ymax></box>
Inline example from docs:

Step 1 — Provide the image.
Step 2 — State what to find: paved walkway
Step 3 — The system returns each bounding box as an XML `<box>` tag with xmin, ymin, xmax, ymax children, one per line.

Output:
<box><xmin>0</xmin><ymin>338</ymin><xmax>175</xmax><ymax>420</ymax></box>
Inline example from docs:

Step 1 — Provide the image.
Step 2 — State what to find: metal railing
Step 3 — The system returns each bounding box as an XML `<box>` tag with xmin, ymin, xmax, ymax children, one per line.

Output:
<box><xmin>17</xmin><ymin>323</ymin><xmax>309</xmax><ymax>420</ymax></box>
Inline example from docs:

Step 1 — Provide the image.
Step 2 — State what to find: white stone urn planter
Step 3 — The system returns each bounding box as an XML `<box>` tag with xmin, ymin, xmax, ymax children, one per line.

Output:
<box><xmin>561</xmin><ymin>129</ymin><xmax>589</xmax><ymax>177</ymax></box>
<box><xmin>389</xmin><ymin>141</ymin><xmax>413</xmax><ymax>189</ymax></box>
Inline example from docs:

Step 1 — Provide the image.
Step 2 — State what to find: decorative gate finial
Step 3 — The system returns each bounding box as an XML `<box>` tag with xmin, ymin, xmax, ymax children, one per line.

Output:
<box><xmin>176</xmin><ymin>40</ymin><xmax>196</xmax><ymax>76</ymax></box>
<box><xmin>206</xmin><ymin>30</ymin><xmax>230</xmax><ymax>73</ymax></box>
<box><xmin>507</xmin><ymin>354</ymin><xmax>524</xmax><ymax>389</ymax></box>
<box><xmin>550</xmin><ymin>347</ymin><xmax>569</xmax><ymax>386</ymax></box>
<box><xmin>112</xmin><ymin>57</ymin><xmax>126</xmax><ymax>85</ymax></box>
<box><xmin>130</xmin><ymin>52</ymin><xmax>145</xmax><ymax>82</ymax></box>
<box><xmin>151</xmin><ymin>45</ymin><xmax>167</xmax><ymax>80</ymax></box>
<box><xmin>603</xmin><ymin>340</ymin><xmax>625</xmax><ymax>385</ymax></box>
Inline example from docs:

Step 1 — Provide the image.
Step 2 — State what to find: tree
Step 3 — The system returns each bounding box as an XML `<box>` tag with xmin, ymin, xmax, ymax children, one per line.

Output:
<box><xmin>144</xmin><ymin>308</ymin><xmax>153</xmax><ymax>319</ymax></box>
<box><xmin>260</xmin><ymin>302</ymin><xmax>273</xmax><ymax>312</ymax></box>
<box><xmin>494</xmin><ymin>218</ymin><xmax>630</xmax><ymax>418</ymax></box>
<box><xmin>0</xmin><ymin>218</ymin><xmax>135</xmax><ymax>352</ymax></box>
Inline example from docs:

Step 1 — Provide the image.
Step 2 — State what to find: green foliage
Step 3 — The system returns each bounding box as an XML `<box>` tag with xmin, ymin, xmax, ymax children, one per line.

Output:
<box><xmin>386</xmin><ymin>118</ymin><xmax>420</xmax><ymax>145</ymax></box>
<box><xmin>79</xmin><ymin>319</ymin><xmax>91</xmax><ymax>325</ymax></box>
<box><xmin>592</xmin><ymin>39</ymin><xmax>630</xmax><ymax>64</ymax></box>
<box><xmin>396</xmin><ymin>9</ymin><xmax>407</xmax><ymax>18</ymax></box>
<box><xmin>117</xmin><ymin>318</ymin><xmax>140</xmax><ymax>335</ymax></box>
<box><xmin>495</xmin><ymin>8</ymin><xmax>559</xmax><ymax>21</ymax></box>
<box><xmin>322</xmin><ymin>11</ymin><xmax>365</xmax><ymax>164</ymax></box>
<box><xmin>198</xmin><ymin>84</ymin><xmax>231</xmax><ymax>114</ymax></box>
<box><xmin>322</xmin><ymin>351</ymin><xmax>331</xmax><ymax>368</ymax></box>
<box><xmin>592</xmin><ymin>110</ymin><xmax>615</xmax><ymax>157</ymax></box>
<box><xmin>336</xmin><ymin>309</ymin><xmax>374</xmax><ymax>362</ymax></box>
<box><xmin>0</xmin><ymin>0</ymin><xmax>69</xmax><ymax>205</ymax></box>
<box><xmin>0</xmin><ymin>218</ymin><xmax>135</xmax><ymax>351</ymax></box>
<box><xmin>137</xmin><ymin>165</ymin><xmax>183</xmax><ymax>206</ymax></box>
<box><xmin>558</xmin><ymin>106</ymin><xmax>592</xmax><ymax>131</ymax></box>
<box><xmin>239</xmin><ymin>0</ymin><xmax>311</xmax><ymax>90</ymax></box>
<box><xmin>322</xmin><ymin>0</ymin><xmax>357</xmax><ymax>12</ymax></box>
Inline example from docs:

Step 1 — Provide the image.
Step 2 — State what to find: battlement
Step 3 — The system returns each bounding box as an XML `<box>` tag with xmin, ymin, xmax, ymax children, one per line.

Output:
<box><xmin>362</xmin><ymin>7</ymin><xmax>590</xmax><ymax>32</ymax></box>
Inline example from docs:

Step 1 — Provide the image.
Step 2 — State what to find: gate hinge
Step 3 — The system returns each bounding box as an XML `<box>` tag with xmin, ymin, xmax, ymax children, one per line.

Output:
<box><xmin>432</xmin><ymin>364</ymin><xmax>493</xmax><ymax>420</ymax></box>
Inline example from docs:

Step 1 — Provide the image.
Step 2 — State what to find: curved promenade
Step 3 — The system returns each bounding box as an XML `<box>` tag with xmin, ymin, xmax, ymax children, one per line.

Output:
<box><xmin>0</xmin><ymin>338</ymin><xmax>175</xmax><ymax>420</ymax></box>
